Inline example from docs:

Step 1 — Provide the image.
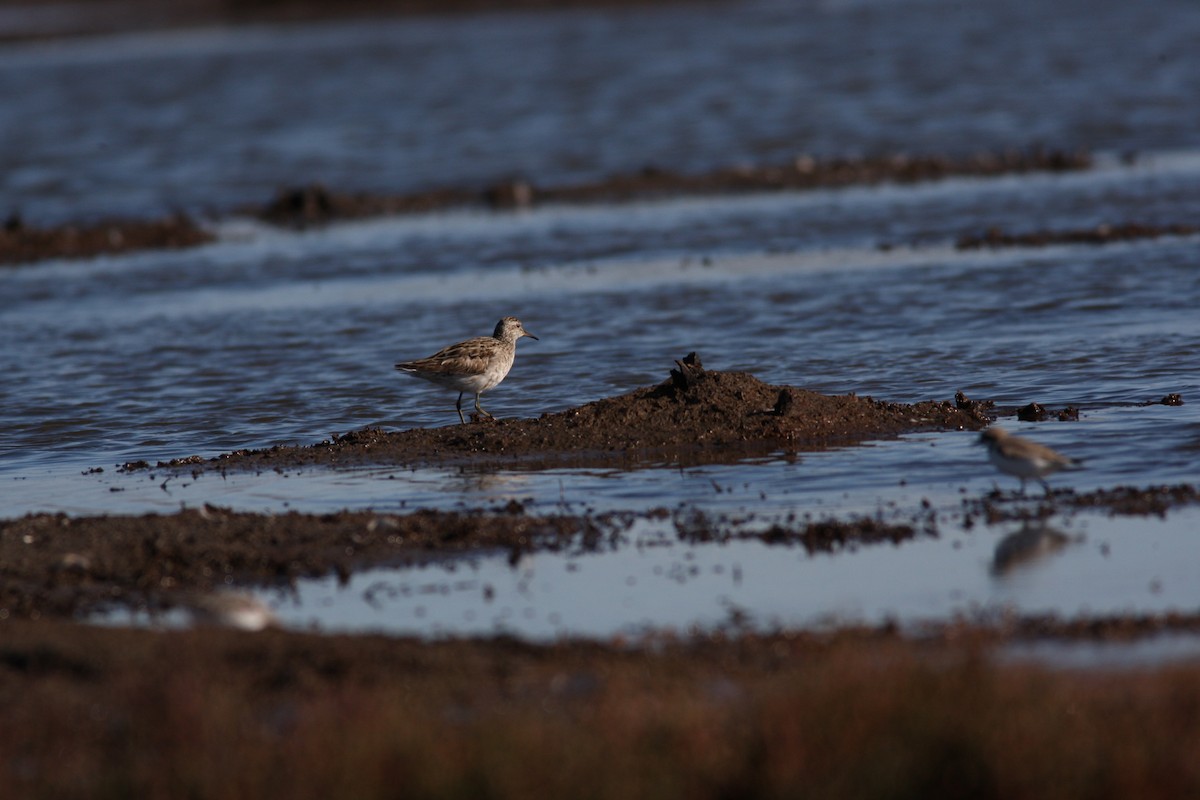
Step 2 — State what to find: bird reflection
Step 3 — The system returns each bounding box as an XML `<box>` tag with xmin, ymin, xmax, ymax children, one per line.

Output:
<box><xmin>990</xmin><ymin>521</ymin><xmax>1072</xmax><ymax>576</ymax></box>
<box><xmin>184</xmin><ymin>590</ymin><xmax>278</xmax><ymax>631</ymax></box>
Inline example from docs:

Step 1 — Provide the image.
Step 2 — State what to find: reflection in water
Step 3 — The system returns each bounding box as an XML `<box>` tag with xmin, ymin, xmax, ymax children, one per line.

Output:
<box><xmin>438</xmin><ymin>468</ymin><xmax>534</xmax><ymax>502</ymax></box>
<box><xmin>990</xmin><ymin>522</ymin><xmax>1073</xmax><ymax>577</ymax></box>
<box><xmin>232</xmin><ymin>509</ymin><xmax>1200</xmax><ymax>645</ymax></box>
<box><xmin>184</xmin><ymin>590</ymin><xmax>279</xmax><ymax>631</ymax></box>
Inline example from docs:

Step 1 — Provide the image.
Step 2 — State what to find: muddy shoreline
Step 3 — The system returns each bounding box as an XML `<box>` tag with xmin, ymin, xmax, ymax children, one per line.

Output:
<box><xmin>5</xmin><ymin>481</ymin><xmax>1197</xmax><ymax>625</ymax></box>
<box><xmin>2</xmin><ymin>148</ymin><xmax>1092</xmax><ymax>266</ymax></box>
<box><xmin>0</xmin><ymin>506</ymin><xmax>927</xmax><ymax>621</ymax></box>
<box><xmin>6</xmin><ymin>147</ymin><xmax>1195</xmax><ymax>267</ymax></box>
<box><xmin>7</xmin><ymin>357</ymin><xmax>1191</xmax><ymax>628</ymax></box>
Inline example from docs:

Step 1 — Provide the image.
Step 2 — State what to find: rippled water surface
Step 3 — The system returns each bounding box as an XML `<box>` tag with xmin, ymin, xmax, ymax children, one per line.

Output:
<box><xmin>3</xmin><ymin>0</ymin><xmax>1200</xmax><ymax>646</ymax></box>
<box><xmin>3</xmin><ymin>0</ymin><xmax>1199</xmax><ymax>223</ymax></box>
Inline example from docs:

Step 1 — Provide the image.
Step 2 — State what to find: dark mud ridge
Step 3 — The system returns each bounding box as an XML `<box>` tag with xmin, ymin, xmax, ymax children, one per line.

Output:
<box><xmin>257</xmin><ymin>148</ymin><xmax>1090</xmax><ymax>227</ymax></box>
<box><xmin>964</xmin><ymin>484</ymin><xmax>1200</xmax><ymax>525</ymax></box>
<box><xmin>3</xmin><ymin>148</ymin><xmax>1090</xmax><ymax>265</ymax></box>
<box><xmin>133</xmin><ymin>354</ymin><xmax>992</xmax><ymax>474</ymax></box>
<box><xmin>0</xmin><ymin>213</ymin><xmax>213</xmax><ymax>267</ymax></box>
<box><xmin>956</xmin><ymin>221</ymin><xmax>1200</xmax><ymax>250</ymax></box>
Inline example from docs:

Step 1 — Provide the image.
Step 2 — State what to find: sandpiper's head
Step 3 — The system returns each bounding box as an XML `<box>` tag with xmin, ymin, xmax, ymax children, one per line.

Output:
<box><xmin>977</xmin><ymin>427</ymin><xmax>1008</xmax><ymax>448</ymax></box>
<box><xmin>494</xmin><ymin>316</ymin><xmax>538</xmax><ymax>343</ymax></box>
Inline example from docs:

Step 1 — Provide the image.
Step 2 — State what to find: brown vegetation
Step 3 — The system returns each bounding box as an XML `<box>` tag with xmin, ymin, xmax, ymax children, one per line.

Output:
<box><xmin>2</xmin><ymin>621</ymin><xmax>1199</xmax><ymax>799</ymax></box>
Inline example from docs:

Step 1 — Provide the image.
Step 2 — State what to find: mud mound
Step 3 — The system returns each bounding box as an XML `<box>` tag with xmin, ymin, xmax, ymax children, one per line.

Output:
<box><xmin>144</xmin><ymin>354</ymin><xmax>990</xmax><ymax>473</ymax></box>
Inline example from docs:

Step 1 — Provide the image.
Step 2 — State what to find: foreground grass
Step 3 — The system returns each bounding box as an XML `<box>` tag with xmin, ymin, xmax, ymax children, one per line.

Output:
<box><xmin>1</xmin><ymin>622</ymin><xmax>1198</xmax><ymax>799</ymax></box>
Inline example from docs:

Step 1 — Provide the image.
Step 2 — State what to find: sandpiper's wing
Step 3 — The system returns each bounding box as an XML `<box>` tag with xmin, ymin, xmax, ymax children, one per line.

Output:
<box><xmin>396</xmin><ymin>336</ymin><xmax>497</xmax><ymax>376</ymax></box>
<box><xmin>1003</xmin><ymin>435</ymin><xmax>1079</xmax><ymax>468</ymax></box>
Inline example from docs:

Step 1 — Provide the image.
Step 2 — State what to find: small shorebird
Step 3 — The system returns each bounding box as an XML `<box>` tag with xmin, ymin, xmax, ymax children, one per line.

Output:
<box><xmin>185</xmin><ymin>590</ymin><xmax>278</xmax><ymax>631</ymax></box>
<box><xmin>975</xmin><ymin>426</ymin><xmax>1082</xmax><ymax>495</ymax></box>
<box><xmin>395</xmin><ymin>316</ymin><xmax>538</xmax><ymax>424</ymax></box>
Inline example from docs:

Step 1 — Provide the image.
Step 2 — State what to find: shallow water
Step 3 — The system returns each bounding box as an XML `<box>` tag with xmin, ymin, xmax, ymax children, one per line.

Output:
<box><xmin>3</xmin><ymin>0</ymin><xmax>1200</xmax><ymax>652</ymax></box>
<box><xmin>94</xmin><ymin>507</ymin><xmax>1200</xmax><ymax>667</ymax></box>
<box><xmin>2</xmin><ymin>0</ymin><xmax>1200</xmax><ymax>224</ymax></box>
<box><xmin>273</xmin><ymin>508</ymin><xmax>1200</xmax><ymax>640</ymax></box>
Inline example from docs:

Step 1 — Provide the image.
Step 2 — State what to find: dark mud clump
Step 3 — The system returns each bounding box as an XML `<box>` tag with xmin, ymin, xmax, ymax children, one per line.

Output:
<box><xmin>0</xmin><ymin>213</ymin><xmax>213</xmax><ymax>266</ymax></box>
<box><xmin>1138</xmin><ymin>393</ymin><xmax>1184</xmax><ymax>407</ymax></box>
<box><xmin>671</xmin><ymin>506</ymin><xmax>931</xmax><ymax>553</ymax></box>
<box><xmin>143</xmin><ymin>354</ymin><xmax>991</xmax><ymax>473</ymax></box>
<box><xmin>964</xmin><ymin>484</ymin><xmax>1200</xmax><ymax>525</ymax></box>
<box><xmin>956</xmin><ymin>220</ymin><xmax>1199</xmax><ymax>250</ymax></box>
<box><xmin>255</xmin><ymin>183</ymin><xmax>479</xmax><ymax>227</ymax></box>
<box><xmin>258</xmin><ymin>148</ymin><xmax>1091</xmax><ymax>227</ymax></box>
<box><xmin>1063</xmin><ymin>484</ymin><xmax>1200</xmax><ymax>517</ymax></box>
<box><xmin>1015</xmin><ymin>402</ymin><xmax>1080</xmax><ymax>422</ymax></box>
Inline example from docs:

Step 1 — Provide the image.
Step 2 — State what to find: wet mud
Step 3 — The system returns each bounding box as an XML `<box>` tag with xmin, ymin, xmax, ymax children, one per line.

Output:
<box><xmin>4</xmin><ymin>149</ymin><xmax>1091</xmax><ymax>264</ymax></box>
<box><xmin>0</xmin><ymin>505</ymin><xmax>921</xmax><ymax>621</ymax></box>
<box><xmin>956</xmin><ymin>221</ymin><xmax>1200</xmax><ymax>250</ymax></box>
<box><xmin>963</xmin><ymin>483</ymin><xmax>1200</xmax><ymax>527</ymax></box>
<box><xmin>0</xmin><ymin>213</ymin><xmax>213</xmax><ymax>267</ymax></box>
<box><xmin>3</xmin><ymin>477</ymin><xmax>1197</xmax><ymax>624</ymax></box>
<box><xmin>256</xmin><ymin>148</ymin><xmax>1091</xmax><ymax>227</ymax></box>
<box><xmin>129</xmin><ymin>355</ymin><xmax>993</xmax><ymax>474</ymax></box>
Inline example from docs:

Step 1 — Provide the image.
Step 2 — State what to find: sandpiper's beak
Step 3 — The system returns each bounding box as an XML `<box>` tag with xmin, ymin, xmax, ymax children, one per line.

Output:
<box><xmin>523</xmin><ymin>329</ymin><xmax>539</xmax><ymax>341</ymax></box>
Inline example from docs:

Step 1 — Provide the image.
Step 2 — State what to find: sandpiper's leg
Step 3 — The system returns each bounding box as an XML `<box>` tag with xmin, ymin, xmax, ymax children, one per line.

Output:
<box><xmin>1018</xmin><ymin>478</ymin><xmax>1027</xmax><ymax>496</ymax></box>
<box><xmin>1040</xmin><ymin>479</ymin><xmax>1052</xmax><ymax>496</ymax></box>
<box><xmin>455</xmin><ymin>392</ymin><xmax>466</xmax><ymax>424</ymax></box>
<box><xmin>474</xmin><ymin>393</ymin><xmax>494</xmax><ymax>419</ymax></box>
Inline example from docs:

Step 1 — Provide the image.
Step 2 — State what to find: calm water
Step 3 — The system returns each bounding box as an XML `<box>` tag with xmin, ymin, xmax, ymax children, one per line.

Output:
<box><xmin>3</xmin><ymin>0</ymin><xmax>1200</xmax><ymax>647</ymax></box>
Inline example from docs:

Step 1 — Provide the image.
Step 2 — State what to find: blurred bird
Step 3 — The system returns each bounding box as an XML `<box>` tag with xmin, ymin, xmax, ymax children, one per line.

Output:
<box><xmin>976</xmin><ymin>426</ymin><xmax>1082</xmax><ymax>494</ymax></box>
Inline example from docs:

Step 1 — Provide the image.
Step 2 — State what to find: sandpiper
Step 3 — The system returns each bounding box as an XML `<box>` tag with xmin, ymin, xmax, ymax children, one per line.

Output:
<box><xmin>395</xmin><ymin>316</ymin><xmax>538</xmax><ymax>424</ymax></box>
<box><xmin>975</xmin><ymin>426</ymin><xmax>1082</xmax><ymax>494</ymax></box>
<box><xmin>185</xmin><ymin>590</ymin><xmax>278</xmax><ymax>631</ymax></box>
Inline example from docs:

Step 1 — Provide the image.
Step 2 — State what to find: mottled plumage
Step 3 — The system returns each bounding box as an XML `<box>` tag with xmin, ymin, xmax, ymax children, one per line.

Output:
<box><xmin>395</xmin><ymin>316</ymin><xmax>537</xmax><ymax>424</ymax></box>
<box><xmin>976</xmin><ymin>426</ymin><xmax>1082</xmax><ymax>494</ymax></box>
